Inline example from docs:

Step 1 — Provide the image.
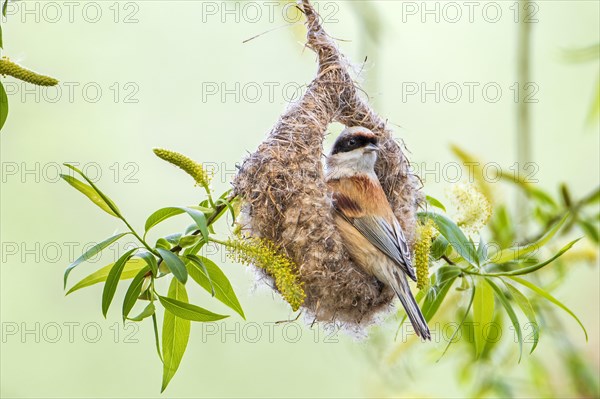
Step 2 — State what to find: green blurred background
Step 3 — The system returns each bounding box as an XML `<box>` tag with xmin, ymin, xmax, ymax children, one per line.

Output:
<box><xmin>1</xmin><ymin>1</ymin><xmax>598</xmax><ymax>397</ymax></box>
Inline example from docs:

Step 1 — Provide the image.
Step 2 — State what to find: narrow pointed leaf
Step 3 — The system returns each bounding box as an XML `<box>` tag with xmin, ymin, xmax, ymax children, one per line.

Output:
<box><xmin>185</xmin><ymin>255</ymin><xmax>215</xmax><ymax>296</ymax></box>
<box><xmin>145</xmin><ymin>208</ymin><xmax>185</xmax><ymax>232</ymax></box>
<box><xmin>477</xmin><ymin>236</ymin><xmax>488</xmax><ymax>260</ymax></box>
<box><xmin>426</xmin><ymin>195</ymin><xmax>446</xmax><ymax>212</ymax></box>
<box><xmin>159</xmin><ymin>296</ymin><xmax>228</xmax><ymax>322</ymax></box>
<box><xmin>436</xmin><ymin>266</ymin><xmax>462</xmax><ymax>285</ymax></box>
<box><xmin>64</xmin><ymin>233</ymin><xmax>129</xmax><ymax>288</ymax></box>
<box><xmin>136</xmin><ymin>251</ymin><xmax>159</xmax><ymax>276</ymax></box>
<box><xmin>61</xmin><ymin>174</ymin><xmax>118</xmax><ymax>217</ymax></box>
<box><xmin>128</xmin><ymin>302</ymin><xmax>156</xmax><ymax>322</ymax></box>
<box><xmin>420</xmin><ymin>212</ymin><xmax>479</xmax><ymax>266</ymax></box>
<box><xmin>66</xmin><ymin>258</ymin><xmax>145</xmax><ymax>295</ymax></box>
<box><xmin>63</xmin><ymin>163</ymin><xmax>121</xmax><ymax>216</ymax></box>
<box><xmin>156</xmin><ymin>248</ymin><xmax>187</xmax><ymax>284</ymax></box>
<box><xmin>102</xmin><ymin>248</ymin><xmax>137</xmax><ymax>317</ymax></box>
<box><xmin>486</xmin><ymin>278</ymin><xmax>522</xmax><ymax>362</ymax></box>
<box><xmin>178</xmin><ymin>235</ymin><xmax>201</xmax><ymax>248</ymax></box>
<box><xmin>578</xmin><ymin>220</ymin><xmax>599</xmax><ymax>243</ymax></box>
<box><xmin>422</xmin><ymin>273</ymin><xmax>458</xmax><ymax>322</ymax></box>
<box><xmin>504</xmin><ymin>281</ymin><xmax>539</xmax><ymax>353</ymax></box>
<box><xmin>583</xmin><ymin>187</ymin><xmax>600</xmax><ymax>205</ymax></box>
<box><xmin>161</xmin><ymin>279</ymin><xmax>190</xmax><ymax>392</ymax></box>
<box><xmin>439</xmin><ymin>285</ymin><xmax>476</xmax><ymax>360</ymax></box>
<box><xmin>145</xmin><ymin>207</ymin><xmax>209</xmax><ymax>243</ymax></box>
<box><xmin>431</xmin><ymin>235</ymin><xmax>449</xmax><ymax>260</ymax></box>
<box><xmin>186</xmin><ymin>255</ymin><xmax>245</xmax><ymax>319</ymax></box>
<box><xmin>0</xmin><ymin>81</ymin><xmax>7</xmax><ymax>131</ymax></box>
<box><xmin>473</xmin><ymin>278</ymin><xmax>495</xmax><ymax>358</ymax></box>
<box><xmin>509</xmin><ymin>275</ymin><xmax>588</xmax><ymax>341</ymax></box>
<box><xmin>487</xmin><ymin>239</ymin><xmax>580</xmax><ymax>276</ymax></box>
<box><xmin>152</xmin><ymin>313</ymin><xmax>163</xmax><ymax>362</ymax></box>
<box><xmin>487</xmin><ymin>214</ymin><xmax>568</xmax><ymax>264</ymax></box>
<box><xmin>122</xmin><ymin>266</ymin><xmax>151</xmax><ymax>321</ymax></box>
<box><xmin>215</xmin><ymin>197</ymin><xmax>237</xmax><ymax>225</ymax></box>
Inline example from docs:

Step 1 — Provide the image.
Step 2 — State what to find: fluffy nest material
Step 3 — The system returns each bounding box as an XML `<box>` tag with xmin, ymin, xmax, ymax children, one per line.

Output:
<box><xmin>233</xmin><ymin>0</ymin><xmax>422</xmax><ymax>326</ymax></box>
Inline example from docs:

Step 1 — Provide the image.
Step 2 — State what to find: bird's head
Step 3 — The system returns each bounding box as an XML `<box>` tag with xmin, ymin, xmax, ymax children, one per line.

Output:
<box><xmin>326</xmin><ymin>126</ymin><xmax>379</xmax><ymax>178</ymax></box>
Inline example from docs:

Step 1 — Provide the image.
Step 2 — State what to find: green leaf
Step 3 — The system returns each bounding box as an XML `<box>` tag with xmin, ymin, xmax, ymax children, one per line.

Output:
<box><xmin>145</xmin><ymin>208</ymin><xmax>184</xmax><ymax>232</ymax></box>
<box><xmin>66</xmin><ymin>258</ymin><xmax>146</xmax><ymax>295</ymax></box>
<box><xmin>504</xmin><ymin>281</ymin><xmax>539</xmax><ymax>353</ymax></box>
<box><xmin>161</xmin><ymin>279</ymin><xmax>190</xmax><ymax>392</ymax></box>
<box><xmin>477</xmin><ymin>236</ymin><xmax>488</xmax><ymax>261</ymax></box>
<box><xmin>144</xmin><ymin>207</ymin><xmax>209</xmax><ymax>243</ymax></box>
<box><xmin>136</xmin><ymin>251</ymin><xmax>158</xmax><ymax>276</ymax></box>
<box><xmin>60</xmin><ymin>174</ymin><xmax>119</xmax><ymax>217</ymax></box>
<box><xmin>152</xmin><ymin>313</ymin><xmax>163</xmax><ymax>363</ymax></box>
<box><xmin>583</xmin><ymin>187</ymin><xmax>600</xmax><ymax>205</ymax></box>
<box><xmin>529</xmin><ymin>187</ymin><xmax>559</xmax><ymax>208</ymax></box>
<box><xmin>439</xmin><ymin>284</ymin><xmax>476</xmax><ymax>360</ymax></box>
<box><xmin>178</xmin><ymin>235</ymin><xmax>201</xmax><ymax>248</ymax></box>
<box><xmin>487</xmin><ymin>214</ymin><xmax>568</xmax><ymax>264</ymax></box>
<box><xmin>422</xmin><ymin>270</ymin><xmax>459</xmax><ymax>322</ymax></box>
<box><xmin>156</xmin><ymin>238</ymin><xmax>171</xmax><ymax>251</ymax></box>
<box><xmin>431</xmin><ymin>235</ymin><xmax>449</xmax><ymax>260</ymax></box>
<box><xmin>139</xmin><ymin>289</ymin><xmax>157</xmax><ymax>301</ymax></box>
<box><xmin>436</xmin><ymin>266</ymin><xmax>462</xmax><ymax>285</ymax></box>
<box><xmin>487</xmin><ymin>239</ymin><xmax>580</xmax><ymax>276</ymax></box>
<box><xmin>122</xmin><ymin>266</ymin><xmax>151</xmax><ymax>322</ymax></box>
<box><xmin>578</xmin><ymin>220</ymin><xmax>599</xmax><ymax>243</ymax></box>
<box><xmin>489</xmin><ymin>205</ymin><xmax>515</xmax><ymax>248</ymax></box>
<box><xmin>128</xmin><ymin>302</ymin><xmax>155</xmax><ymax>322</ymax></box>
<box><xmin>0</xmin><ymin>81</ymin><xmax>9</xmax><ymax>131</ymax></box>
<box><xmin>2</xmin><ymin>0</ymin><xmax>7</xmax><ymax>17</ymax></box>
<box><xmin>185</xmin><ymin>255</ymin><xmax>245</xmax><ymax>319</ymax></box>
<box><xmin>64</xmin><ymin>232</ymin><xmax>129</xmax><ymax>288</ymax></box>
<box><xmin>63</xmin><ymin>163</ymin><xmax>122</xmax><ymax>216</ymax></box>
<box><xmin>426</xmin><ymin>195</ymin><xmax>446</xmax><ymax>212</ymax></box>
<box><xmin>509</xmin><ymin>276</ymin><xmax>588</xmax><ymax>341</ymax></box>
<box><xmin>185</xmin><ymin>255</ymin><xmax>215</xmax><ymax>296</ymax></box>
<box><xmin>215</xmin><ymin>196</ymin><xmax>237</xmax><ymax>226</ymax></box>
<box><xmin>161</xmin><ymin>279</ymin><xmax>190</xmax><ymax>390</ymax></box>
<box><xmin>0</xmin><ymin>25</ymin><xmax>3</xmax><ymax>49</ymax></box>
<box><xmin>165</xmin><ymin>233</ymin><xmax>182</xmax><ymax>245</ymax></box>
<box><xmin>486</xmin><ymin>278</ymin><xmax>522</xmax><ymax>362</ymax></box>
<box><xmin>102</xmin><ymin>248</ymin><xmax>137</xmax><ymax>317</ymax></box>
<box><xmin>156</xmin><ymin>248</ymin><xmax>188</xmax><ymax>284</ymax></box>
<box><xmin>473</xmin><ymin>278</ymin><xmax>495</xmax><ymax>358</ymax></box>
<box><xmin>159</xmin><ymin>296</ymin><xmax>228</xmax><ymax>322</ymax></box>
<box><xmin>420</xmin><ymin>212</ymin><xmax>479</xmax><ymax>266</ymax></box>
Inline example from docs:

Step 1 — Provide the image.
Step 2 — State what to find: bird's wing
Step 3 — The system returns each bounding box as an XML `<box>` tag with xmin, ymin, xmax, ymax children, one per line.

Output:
<box><xmin>337</xmin><ymin>211</ymin><xmax>417</xmax><ymax>282</ymax></box>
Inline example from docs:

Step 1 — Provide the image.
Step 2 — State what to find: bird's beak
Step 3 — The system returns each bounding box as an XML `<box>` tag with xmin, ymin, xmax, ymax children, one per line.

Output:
<box><xmin>363</xmin><ymin>143</ymin><xmax>379</xmax><ymax>153</ymax></box>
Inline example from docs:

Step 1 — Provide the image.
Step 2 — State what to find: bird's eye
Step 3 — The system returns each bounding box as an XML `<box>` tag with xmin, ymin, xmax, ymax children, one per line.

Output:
<box><xmin>348</xmin><ymin>139</ymin><xmax>356</xmax><ymax>146</ymax></box>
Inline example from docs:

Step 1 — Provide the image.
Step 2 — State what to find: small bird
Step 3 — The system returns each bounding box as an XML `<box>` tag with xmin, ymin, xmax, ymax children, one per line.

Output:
<box><xmin>326</xmin><ymin>126</ymin><xmax>431</xmax><ymax>339</ymax></box>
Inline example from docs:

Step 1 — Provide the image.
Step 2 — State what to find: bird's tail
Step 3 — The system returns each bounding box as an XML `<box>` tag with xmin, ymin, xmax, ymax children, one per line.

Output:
<box><xmin>390</xmin><ymin>269</ymin><xmax>431</xmax><ymax>340</ymax></box>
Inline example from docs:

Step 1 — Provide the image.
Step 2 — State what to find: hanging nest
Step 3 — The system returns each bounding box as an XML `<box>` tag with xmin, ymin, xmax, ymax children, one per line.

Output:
<box><xmin>233</xmin><ymin>0</ymin><xmax>423</xmax><ymax>326</ymax></box>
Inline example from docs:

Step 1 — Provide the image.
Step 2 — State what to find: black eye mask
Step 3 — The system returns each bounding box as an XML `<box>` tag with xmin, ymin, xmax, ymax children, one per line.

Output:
<box><xmin>331</xmin><ymin>134</ymin><xmax>378</xmax><ymax>155</ymax></box>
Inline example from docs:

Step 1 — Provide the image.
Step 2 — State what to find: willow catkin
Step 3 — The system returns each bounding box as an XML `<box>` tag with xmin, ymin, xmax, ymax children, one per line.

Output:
<box><xmin>415</xmin><ymin>219</ymin><xmax>435</xmax><ymax>290</ymax></box>
<box><xmin>227</xmin><ymin>233</ymin><xmax>306</xmax><ymax>311</ymax></box>
<box><xmin>447</xmin><ymin>183</ymin><xmax>492</xmax><ymax>235</ymax></box>
<box><xmin>153</xmin><ymin>148</ymin><xmax>211</xmax><ymax>188</ymax></box>
<box><xmin>0</xmin><ymin>58</ymin><xmax>58</xmax><ymax>86</ymax></box>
